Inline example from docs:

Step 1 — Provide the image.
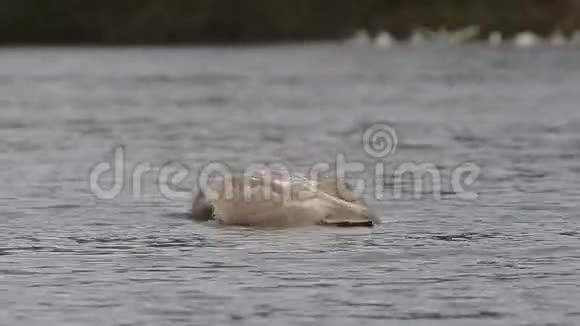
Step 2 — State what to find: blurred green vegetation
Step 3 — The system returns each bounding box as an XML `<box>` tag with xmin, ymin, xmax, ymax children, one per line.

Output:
<box><xmin>0</xmin><ymin>0</ymin><xmax>579</xmax><ymax>44</ymax></box>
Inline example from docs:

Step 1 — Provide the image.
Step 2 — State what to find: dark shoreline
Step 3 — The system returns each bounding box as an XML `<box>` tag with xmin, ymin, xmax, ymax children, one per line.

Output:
<box><xmin>1</xmin><ymin>0</ymin><xmax>579</xmax><ymax>45</ymax></box>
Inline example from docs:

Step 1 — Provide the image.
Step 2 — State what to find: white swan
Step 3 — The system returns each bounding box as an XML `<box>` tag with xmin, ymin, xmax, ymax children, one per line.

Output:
<box><xmin>374</xmin><ymin>31</ymin><xmax>395</xmax><ymax>48</ymax></box>
<box><xmin>192</xmin><ymin>170</ymin><xmax>379</xmax><ymax>228</ymax></box>
<box><xmin>488</xmin><ymin>31</ymin><xmax>503</xmax><ymax>46</ymax></box>
<box><xmin>514</xmin><ymin>31</ymin><xmax>540</xmax><ymax>48</ymax></box>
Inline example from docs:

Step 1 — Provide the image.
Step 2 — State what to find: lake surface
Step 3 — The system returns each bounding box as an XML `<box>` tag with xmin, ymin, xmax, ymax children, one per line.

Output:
<box><xmin>1</xmin><ymin>44</ymin><xmax>580</xmax><ymax>326</ymax></box>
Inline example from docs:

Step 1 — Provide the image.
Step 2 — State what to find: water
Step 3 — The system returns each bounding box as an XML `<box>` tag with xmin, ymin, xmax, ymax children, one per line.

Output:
<box><xmin>1</xmin><ymin>44</ymin><xmax>580</xmax><ymax>325</ymax></box>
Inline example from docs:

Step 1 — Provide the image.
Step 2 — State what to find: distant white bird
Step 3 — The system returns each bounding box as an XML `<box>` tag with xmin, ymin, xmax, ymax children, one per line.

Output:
<box><xmin>488</xmin><ymin>31</ymin><xmax>503</xmax><ymax>46</ymax></box>
<box><xmin>345</xmin><ymin>29</ymin><xmax>372</xmax><ymax>47</ymax></box>
<box><xmin>514</xmin><ymin>31</ymin><xmax>540</xmax><ymax>48</ymax></box>
<box><xmin>571</xmin><ymin>31</ymin><xmax>580</xmax><ymax>45</ymax></box>
<box><xmin>550</xmin><ymin>32</ymin><xmax>568</xmax><ymax>46</ymax></box>
<box><xmin>409</xmin><ymin>26</ymin><xmax>480</xmax><ymax>45</ymax></box>
<box><xmin>410</xmin><ymin>29</ymin><xmax>427</xmax><ymax>46</ymax></box>
<box><xmin>448</xmin><ymin>26</ymin><xmax>480</xmax><ymax>44</ymax></box>
<box><xmin>192</xmin><ymin>170</ymin><xmax>379</xmax><ymax>228</ymax></box>
<box><xmin>374</xmin><ymin>31</ymin><xmax>395</xmax><ymax>48</ymax></box>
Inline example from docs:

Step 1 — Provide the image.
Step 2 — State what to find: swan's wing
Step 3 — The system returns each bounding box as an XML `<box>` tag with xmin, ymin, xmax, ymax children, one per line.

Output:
<box><xmin>310</xmin><ymin>177</ymin><xmax>365</xmax><ymax>204</ymax></box>
<box><xmin>207</xmin><ymin>175</ymin><xmax>321</xmax><ymax>227</ymax></box>
<box><xmin>212</xmin><ymin>190</ymin><xmax>330</xmax><ymax>228</ymax></box>
<box><xmin>315</xmin><ymin>190</ymin><xmax>379</xmax><ymax>226</ymax></box>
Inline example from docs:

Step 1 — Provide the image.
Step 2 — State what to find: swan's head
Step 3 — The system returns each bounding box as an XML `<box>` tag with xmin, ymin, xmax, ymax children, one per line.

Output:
<box><xmin>191</xmin><ymin>191</ymin><xmax>214</xmax><ymax>221</ymax></box>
